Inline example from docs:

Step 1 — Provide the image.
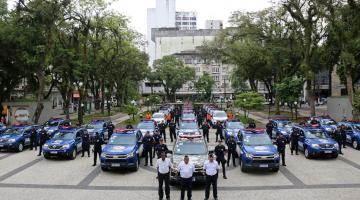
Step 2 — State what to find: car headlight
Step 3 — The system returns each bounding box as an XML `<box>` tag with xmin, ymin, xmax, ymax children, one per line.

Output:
<box><xmin>311</xmin><ymin>144</ymin><xmax>320</xmax><ymax>148</ymax></box>
<box><xmin>325</xmin><ymin>128</ymin><xmax>332</xmax><ymax>131</ymax></box>
<box><xmin>47</xmin><ymin>130</ymin><xmax>54</xmax><ymax>133</ymax></box>
<box><xmin>274</xmin><ymin>153</ymin><xmax>279</xmax><ymax>158</ymax></box>
<box><xmin>101</xmin><ymin>153</ymin><xmax>107</xmax><ymax>158</ymax></box>
<box><xmin>8</xmin><ymin>139</ymin><xmax>16</xmax><ymax>143</ymax></box>
<box><xmin>227</xmin><ymin>132</ymin><xmax>233</xmax><ymax>135</ymax></box>
<box><xmin>245</xmin><ymin>153</ymin><xmax>253</xmax><ymax>158</ymax></box>
<box><xmin>62</xmin><ymin>144</ymin><xmax>70</xmax><ymax>149</ymax></box>
<box><xmin>334</xmin><ymin>143</ymin><xmax>339</xmax><ymax>150</ymax></box>
<box><xmin>127</xmin><ymin>152</ymin><xmax>135</xmax><ymax>158</ymax></box>
<box><xmin>280</xmin><ymin>131</ymin><xmax>287</xmax><ymax>134</ymax></box>
<box><xmin>44</xmin><ymin>144</ymin><xmax>49</xmax><ymax>148</ymax></box>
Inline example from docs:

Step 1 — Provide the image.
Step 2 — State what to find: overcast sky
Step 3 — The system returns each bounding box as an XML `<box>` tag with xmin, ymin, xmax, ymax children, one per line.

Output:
<box><xmin>111</xmin><ymin>0</ymin><xmax>275</xmax><ymax>36</ymax></box>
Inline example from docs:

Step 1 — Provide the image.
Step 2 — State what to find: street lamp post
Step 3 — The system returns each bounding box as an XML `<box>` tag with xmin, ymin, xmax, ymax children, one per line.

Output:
<box><xmin>294</xmin><ymin>101</ymin><xmax>298</xmax><ymax>120</ymax></box>
<box><xmin>243</xmin><ymin>98</ymin><xmax>247</xmax><ymax>118</ymax></box>
<box><xmin>268</xmin><ymin>98</ymin><xmax>272</xmax><ymax>119</ymax></box>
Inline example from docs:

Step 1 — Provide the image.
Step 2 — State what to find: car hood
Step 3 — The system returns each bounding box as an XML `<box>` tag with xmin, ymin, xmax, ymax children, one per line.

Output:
<box><xmin>178</xmin><ymin>129</ymin><xmax>199</xmax><ymax>134</ymax></box>
<box><xmin>225</xmin><ymin>128</ymin><xmax>242</xmax><ymax>134</ymax></box>
<box><xmin>138</xmin><ymin>129</ymin><xmax>155</xmax><ymax>136</ymax></box>
<box><xmin>44</xmin><ymin>126</ymin><xmax>58</xmax><ymax>132</ymax></box>
<box><xmin>0</xmin><ymin>134</ymin><xmax>21</xmax><ymax>140</ymax></box>
<box><xmin>213</xmin><ymin>117</ymin><xmax>227</xmax><ymax>121</ymax></box>
<box><xmin>46</xmin><ymin>139</ymin><xmax>74</xmax><ymax>146</ymax></box>
<box><xmin>306</xmin><ymin>138</ymin><xmax>337</xmax><ymax>145</ymax></box>
<box><xmin>172</xmin><ymin>154</ymin><xmax>207</xmax><ymax>168</ymax></box>
<box><xmin>103</xmin><ymin>144</ymin><xmax>135</xmax><ymax>155</ymax></box>
<box><xmin>87</xmin><ymin>128</ymin><xmax>104</xmax><ymax>135</ymax></box>
<box><xmin>322</xmin><ymin>125</ymin><xmax>337</xmax><ymax>130</ymax></box>
<box><xmin>243</xmin><ymin>145</ymin><xmax>277</xmax><ymax>156</ymax></box>
<box><xmin>277</xmin><ymin>127</ymin><xmax>292</xmax><ymax>135</ymax></box>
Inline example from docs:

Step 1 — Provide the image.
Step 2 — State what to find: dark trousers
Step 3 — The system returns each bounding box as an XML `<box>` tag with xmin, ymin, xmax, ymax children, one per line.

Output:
<box><xmin>203</xmin><ymin>131</ymin><xmax>209</xmax><ymax>143</ymax></box>
<box><xmin>153</xmin><ymin>143</ymin><xmax>159</xmax><ymax>157</ymax></box>
<box><xmin>144</xmin><ymin>147</ymin><xmax>153</xmax><ymax>165</ymax></box>
<box><xmin>180</xmin><ymin>177</ymin><xmax>193</xmax><ymax>200</ymax></box>
<box><xmin>215</xmin><ymin>132</ymin><xmax>223</xmax><ymax>142</ymax></box>
<box><xmin>93</xmin><ymin>149</ymin><xmax>102</xmax><ymax>164</ymax></box>
<box><xmin>205</xmin><ymin>174</ymin><xmax>218</xmax><ymax>199</ymax></box>
<box><xmin>82</xmin><ymin>148</ymin><xmax>90</xmax><ymax>157</ymax></box>
<box><xmin>217</xmin><ymin>158</ymin><xmax>226</xmax><ymax>177</ymax></box>
<box><xmin>279</xmin><ymin>150</ymin><xmax>285</xmax><ymax>165</ymax></box>
<box><xmin>30</xmin><ymin>138</ymin><xmax>37</xmax><ymax>150</ymax></box>
<box><xmin>158</xmin><ymin>172</ymin><xmax>170</xmax><ymax>199</ymax></box>
<box><xmin>342</xmin><ymin>138</ymin><xmax>347</xmax><ymax>148</ymax></box>
<box><xmin>108</xmin><ymin>132</ymin><xmax>113</xmax><ymax>140</ymax></box>
<box><xmin>291</xmin><ymin>140</ymin><xmax>298</xmax><ymax>154</ymax></box>
<box><xmin>227</xmin><ymin>150</ymin><xmax>236</xmax><ymax>166</ymax></box>
<box><xmin>175</xmin><ymin>118</ymin><xmax>180</xmax><ymax>126</ymax></box>
<box><xmin>197</xmin><ymin>120</ymin><xmax>202</xmax><ymax>127</ymax></box>
<box><xmin>170</xmin><ymin>130</ymin><xmax>176</xmax><ymax>142</ymax></box>
<box><xmin>267</xmin><ymin>130</ymin><xmax>272</xmax><ymax>139</ymax></box>
<box><xmin>160</xmin><ymin>130</ymin><xmax>166</xmax><ymax>142</ymax></box>
<box><xmin>337</xmin><ymin>141</ymin><xmax>343</xmax><ymax>153</ymax></box>
<box><xmin>38</xmin><ymin>144</ymin><xmax>43</xmax><ymax>155</ymax></box>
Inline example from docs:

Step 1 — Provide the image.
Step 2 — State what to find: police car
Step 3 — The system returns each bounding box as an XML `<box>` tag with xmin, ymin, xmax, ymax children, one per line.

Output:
<box><xmin>100</xmin><ymin>129</ymin><xmax>143</xmax><ymax>171</ymax></box>
<box><xmin>136</xmin><ymin>120</ymin><xmax>157</xmax><ymax>136</ymax></box>
<box><xmin>211</xmin><ymin>110</ymin><xmax>228</xmax><ymax>127</ymax></box>
<box><xmin>238</xmin><ymin>129</ymin><xmax>280</xmax><ymax>172</ymax></box>
<box><xmin>43</xmin><ymin>127</ymin><xmax>84</xmax><ymax>160</ymax></box>
<box><xmin>270</xmin><ymin>119</ymin><xmax>293</xmax><ymax>141</ymax></box>
<box><xmin>181</xmin><ymin>111</ymin><xmax>196</xmax><ymax>121</ymax></box>
<box><xmin>84</xmin><ymin>119</ymin><xmax>110</xmax><ymax>142</ymax></box>
<box><xmin>0</xmin><ymin>123</ymin><xmax>6</xmax><ymax>133</ymax></box>
<box><xmin>316</xmin><ymin>116</ymin><xmax>338</xmax><ymax>135</ymax></box>
<box><xmin>291</xmin><ymin>125</ymin><xmax>339</xmax><ymax>159</ymax></box>
<box><xmin>0</xmin><ymin>124</ymin><xmax>40</xmax><ymax>152</ymax></box>
<box><xmin>43</xmin><ymin>118</ymin><xmax>71</xmax><ymax>137</ymax></box>
<box><xmin>338</xmin><ymin>121</ymin><xmax>360</xmax><ymax>149</ymax></box>
<box><xmin>170</xmin><ymin>135</ymin><xmax>208</xmax><ymax>184</ymax></box>
<box><xmin>177</xmin><ymin>120</ymin><xmax>200</xmax><ymax>136</ymax></box>
<box><xmin>222</xmin><ymin>120</ymin><xmax>244</xmax><ymax>141</ymax></box>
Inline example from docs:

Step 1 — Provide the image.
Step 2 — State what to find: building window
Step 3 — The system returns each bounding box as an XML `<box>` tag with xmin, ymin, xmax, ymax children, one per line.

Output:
<box><xmin>213</xmin><ymin>76</ymin><xmax>219</xmax><ymax>82</ymax></box>
<box><xmin>176</xmin><ymin>22</ymin><xmax>181</xmax><ymax>25</ymax></box>
<box><xmin>212</xmin><ymin>67</ymin><xmax>220</xmax><ymax>73</ymax></box>
<box><xmin>182</xmin><ymin>22</ymin><xmax>189</xmax><ymax>25</ymax></box>
<box><xmin>185</xmin><ymin>59</ymin><xmax>193</xmax><ymax>64</ymax></box>
<box><xmin>190</xmin><ymin>17</ymin><xmax>197</xmax><ymax>20</ymax></box>
<box><xmin>182</xmin><ymin>17</ymin><xmax>189</xmax><ymax>20</ymax></box>
<box><xmin>191</xmin><ymin>22</ymin><xmax>196</xmax><ymax>25</ymax></box>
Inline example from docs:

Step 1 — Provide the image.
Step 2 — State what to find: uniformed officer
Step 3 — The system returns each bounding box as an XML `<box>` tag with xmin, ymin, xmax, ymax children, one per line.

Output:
<box><xmin>82</xmin><ymin>131</ymin><xmax>91</xmax><ymax>157</ymax></box>
<box><xmin>202</xmin><ymin>121</ymin><xmax>210</xmax><ymax>143</ymax></box>
<box><xmin>158</xmin><ymin>121</ymin><xmax>167</xmax><ymax>143</ymax></box>
<box><xmin>126</xmin><ymin>124</ymin><xmax>133</xmax><ymax>129</ymax></box>
<box><xmin>157</xmin><ymin>152</ymin><xmax>173</xmax><ymax>200</ymax></box>
<box><xmin>30</xmin><ymin>127</ymin><xmax>38</xmax><ymax>151</ymax></box>
<box><xmin>341</xmin><ymin>125</ymin><xmax>347</xmax><ymax>148</ymax></box>
<box><xmin>204</xmin><ymin>153</ymin><xmax>220</xmax><ymax>200</ymax></box>
<box><xmin>226</xmin><ymin>136</ymin><xmax>237</xmax><ymax>167</ymax></box>
<box><xmin>38</xmin><ymin>128</ymin><xmax>49</xmax><ymax>156</ymax></box>
<box><xmin>248</xmin><ymin>121</ymin><xmax>256</xmax><ymax>129</ymax></box>
<box><xmin>107</xmin><ymin>122</ymin><xmax>115</xmax><ymax>140</ymax></box>
<box><xmin>215</xmin><ymin>121</ymin><xmax>224</xmax><ymax>142</ymax></box>
<box><xmin>175</xmin><ymin>109</ymin><xmax>180</xmax><ymax>126</ymax></box>
<box><xmin>197</xmin><ymin>112</ymin><xmax>203</xmax><ymax>127</ymax></box>
<box><xmin>266</xmin><ymin>121</ymin><xmax>273</xmax><ymax>139</ymax></box>
<box><xmin>214</xmin><ymin>140</ymin><xmax>227</xmax><ymax>179</ymax></box>
<box><xmin>290</xmin><ymin>131</ymin><xmax>300</xmax><ymax>155</ymax></box>
<box><xmin>153</xmin><ymin>131</ymin><xmax>162</xmax><ymax>157</ymax></box>
<box><xmin>168</xmin><ymin>121</ymin><xmax>176</xmax><ymax>142</ymax></box>
<box><xmin>143</xmin><ymin>131</ymin><xmax>155</xmax><ymax>166</ymax></box>
<box><xmin>334</xmin><ymin>127</ymin><xmax>343</xmax><ymax>154</ymax></box>
<box><xmin>92</xmin><ymin>132</ymin><xmax>104</xmax><ymax>166</ymax></box>
<box><xmin>155</xmin><ymin>138</ymin><xmax>169</xmax><ymax>159</ymax></box>
<box><xmin>178</xmin><ymin>155</ymin><xmax>195</xmax><ymax>200</ymax></box>
<box><xmin>276</xmin><ymin>134</ymin><xmax>287</xmax><ymax>166</ymax></box>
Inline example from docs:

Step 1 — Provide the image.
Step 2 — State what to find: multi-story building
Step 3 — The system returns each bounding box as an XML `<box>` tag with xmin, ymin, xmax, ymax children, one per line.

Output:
<box><xmin>175</xmin><ymin>12</ymin><xmax>197</xmax><ymax>30</ymax></box>
<box><xmin>205</xmin><ymin>20</ymin><xmax>223</xmax><ymax>30</ymax></box>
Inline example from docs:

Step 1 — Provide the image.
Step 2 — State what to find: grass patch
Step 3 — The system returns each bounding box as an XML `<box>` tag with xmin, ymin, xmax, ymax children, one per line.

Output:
<box><xmin>235</xmin><ymin>114</ymin><xmax>264</xmax><ymax>127</ymax></box>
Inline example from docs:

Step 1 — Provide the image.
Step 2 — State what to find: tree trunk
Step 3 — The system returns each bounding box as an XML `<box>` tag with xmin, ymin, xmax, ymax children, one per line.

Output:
<box><xmin>101</xmin><ymin>81</ymin><xmax>105</xmax><ymax>114</ymax></box>
<box><xmin>345</xmin><ymin>66</ymin><xmax>354</xmax><ymax>106</ymax></box>
<box><xmin>307</xmin><ymin>79</ymin><xmax>316</xmax><ymax>116</ymax></box>
<box><xmin>33</xmin><ymin>69</ymin><xmax>45</xmax><ymax>124</ymax></box>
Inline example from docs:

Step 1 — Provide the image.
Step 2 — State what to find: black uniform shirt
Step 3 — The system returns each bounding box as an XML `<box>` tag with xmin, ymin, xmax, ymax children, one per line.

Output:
<box><xmin>143</xmin><ymin>135</ymin><xmax>154</xmax><ymax>148</ymax></box>
<box><xmin>226</xmin><ymin>139</ymin><xmax>237</xmax><ymax>151</ymax></box>
<box><xmin>153</xmin><ymin>134</ymin><xmax>162</xmax><ymax>144</ymax></box>
<box><xmin>202</xmin><ymin>124</ymin><xmax>210</xmax><ymax>133</ymax></box>
<box><xmin>155</xmin><ymin>144</ymin><xmax>169</xmax><ymax>155</ymax></box>
<box><xmin>276</xmin><ymin>137</ymin><xmax>286</xmax><ymax>151</ymax></box>
<box><xmin>169</xmin><ymin>122</ymin><xmax>176</xmax><ymax>132</ymax></box>
<box><xmin>215</xmin><ymin>144</ymin><xmax>226</xmax><ymax>159</ymax></box>
<box><xmin>93</xmin><ymin>135</ymin><xmax>104</xmax><ymax>150</ymax></box>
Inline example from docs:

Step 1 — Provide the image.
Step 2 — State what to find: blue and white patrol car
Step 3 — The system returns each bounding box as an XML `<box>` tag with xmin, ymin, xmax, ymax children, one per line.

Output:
<box><xmin>0</xmin><ymin>124</ymin><xmax>40</xmax><ymax>152</ymax></box>
<box><xmin>270</xmin><ymin>119</ymin><xmax>293</xmax><ymax>141</ymax></box>
<box><xmin>43</xmin><ymin>118</ymin><xmax>72</xmax><ymax>137</ymax></box>
<box><xmin>177</xmin><ymin>120</ymin><xmax>200</xmax><ymax>136</ymax></box>
<box><xmin>100</xmin><ymin>129</ymin><xmax>143</xmax><ymax>171</ymax></box>
<box><xmin>0</xmin><ymin>123</ymin><xmax>6</xmax><ymax>133</ymax></box>
<box><xmin>84</xmin><ymin>119</ymin><xmax>110</xmax><ymax>142</ymax></box>
<box><xmin>237</xmin><ymin>129</ymin><xmax>280</xmax><ymax>172</ymax></box>
<box><xmin>222</xmin><ymin>120</ymin><xmax>244</xmax><ymax>141</ymax></box>
<box><xmin>43</xmin><ymin>127</ymin><xmax>84</xmax><ymax>160</ymax></box>
<box><xmin>291</xmin><ymin>125</ymin><xmax>339</xmax><ymax>159</ymax></box>
<box><xmin>136</xmin><ymin>120</ymin><xmax>157</xmax><ymax>136</ymax></box>
<box><xmin>312</xmin><ymin>116</ymin><xmax>338</xmax><ymax>135</ymax></box>
<box><xmin>338</xmin><ymin>121</ymin><xmax>360</xmax><ymax>149</ymax></box>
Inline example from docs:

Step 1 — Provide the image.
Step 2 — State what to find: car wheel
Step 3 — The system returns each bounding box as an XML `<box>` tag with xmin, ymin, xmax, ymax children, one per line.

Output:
<box><xmin>101</xmin><ymin>166</ymin><xmax>109</xmax><ymax>171</ymax></box>
<box><xmin>304</xmin><ymin>148</ymin><xmax>310</xmax><ymax>159</ymax></box>
<box><xmin>272</xmin><ymin>167</ymin><xmax>279</xmax><ymax>172</ymax></box>
<box><xmin>240</xmin><ymin>161</ymin><xmax>247</xmax><ymax>172</ymax></box>
<box><xmin>44</xmin><ymin>154</ymin><xmax>50</xmax><ymax>159</ymax></box>
<box><xmin>352</xmin><ymin>140</ymin><xmax>359</xmax><ymax>150</ymax></box>
<box><xmin>133</xmin><ymin>158</ymin><xmax>139</xmax><ymax>171</ymax></box>
<box><xmin>69</xmin><ymin>149</ymin><xmax>77</xmax><ymax>160</ymax></box>
<box><xmin>17</xmin><ymin>142</ymin><xmax>24</xmax><ymax>152</ymax></box>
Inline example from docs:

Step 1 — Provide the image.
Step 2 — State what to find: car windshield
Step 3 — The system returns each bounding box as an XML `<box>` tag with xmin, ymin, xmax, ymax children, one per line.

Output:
<box><xmin>137</xmin><ymin>122</ymin><xmax>155</xmax><ymax>129</ymax></box>
<box><xmin>322</xmin><ymin>119</ymin><xmax>337</xmax><ymax>125</ymax></box>
<box><xmin>305</xmin><ymin>130</ymin><xmax>328</xmax><ymax>139</ymax></box>
<box><xmin>3</xmin><ymin>128</ymin><xmax>22</xmax><ymax>135</ymax></box>
<box><xmin>175</xmin><ymin>140</ymin><xmax>207</xmax><ymax>155</ymax></box>
<box><xmin>278</xmin><ymin>121</ymin><xmax>292</xmax><ymax>128</ymax></box>
<box><xmin>153</xmin><ymin>113</ymin><xmax>164</xmax><ymax>118</ymax></box>
<box><xmin>214</xmin><ymin>112</ymin><xmax>227</xmax><ymax>118</ymax></box>
<box><xmin>44</xmin><ymin>121</ymin><xmax>59</xmax><ymax>127</ymax></box>
<box><xmin>86</xmin><ymin>123</ymin><xmax>104</xmax><ymax>129</ymax></box>
<box><xmin>243</xmin><ymin>134</ymin><xmax>272</xmax><ymax>146</ymax></box>
<box><xmin>227</xmin><ymin>122</ymin><xmax>243</xmax><ymax>129</ymax></box>
<box><xmin>182</xmin><ymin>113</ymin><xmax>195</xmax><ymax>119</ymax></box>
<box><xmin>53</xmin><ymin>132</ymin><xmax>75</xmax><ymax>140</ymax></box>
<box><xmin>354</xmin><ymin>125</ymin><xmax>360</xmax><ymax>132</ymax></box>
<box><xmin>180</xmin><ymin>122</ymin><xmax>198</xmax><ymax>129</ymax></box>
<box><xmin>108</xmin><ymin>134</ymin><xmax>137</xmax><ymax>145</ymax></box>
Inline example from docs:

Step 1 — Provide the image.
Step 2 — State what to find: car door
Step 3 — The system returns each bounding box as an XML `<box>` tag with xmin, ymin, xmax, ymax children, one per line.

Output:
<box><xmin>136</xmin><ymin>131</ymin><xmax>143</xmax><ymax>155</ymax></box>
<box><xmin>272</xmin><ymin>121</ymin><xmax>277</xmax><ymax>137</ymax></box>
<box><xmin>23</xmin><ymin>129</ymin><xmax>31</xmax><ymax>146</ymax></box>
<box><xmin>346</xmin><ymin>125</ymin><xmax>354</xmax><ymax>143</ymax></box>
<box><xmin>75</xmin><ymin>130</ymin><xmax>83</xmax><ymax>152</ymax></box>
<box><xmin>298</xmin><ymin>129</ymin><xmax>305</xmax><ymax>150</ymax></box>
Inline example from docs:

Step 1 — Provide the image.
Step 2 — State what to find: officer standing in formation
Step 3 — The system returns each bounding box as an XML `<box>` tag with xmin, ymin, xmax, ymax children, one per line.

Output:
<box><xmin>175</xmin><ymin>109</ymin><xmax>180</xmax><ymax>126</ymax></box>
<box><xmin>178</xmin><ymin>155</ymin><xmax>195</xmax><ymax>200</ymax></box>
<box><xmin>157</xmin><ymin>152</ymin><xmax>173</xmax><ymax>200</ymax></box>
<box><xmin>276</xmin><ymin>134</ymin><xmax>287</xmax><ymax>166</ymax></box>
<box><xmin>168</xmin><ymin>120</ymin><xmax>176</xmax><ymax>143</ymax></box>
<box><xmin>153</xmin><ymin>131</ymin><xmax>162</xmax><ymax>157</ymax></box>
<box><xmin>248</xmin><ymin>121</ymin><xmax>256</xmax><ymax>128</ymax></box>
<box><xmin>158</xmin><ymin>121</ymin><xmax>167</xmax><ymax>143</ymax></box>
<box><xmin>214</xmin><ymin>140</ymin><xmax>227</xmax><ymax>179</ymax></box>
<box><xmin>201</xmin><ymin>121</ymin><xmax>210</xmax><ymax>143</ymax></box>
<box><xmin>30</xmin><ymin>127</ymin><xmax>38</xmax><ymax>151</ymax></box>
<box><xmin>197</xmin><ymin>112</ymin><xmax>203</xmax><ymax>127</ymax></box>
<box><xmin>92</xmin><ymin>132</ymin><xmax>104</xmax><ymax>166</ymax></box>
<box><xmin>143</xmin><ymin>131</ymin><xmax>155</xmax><ymax>166</ymax></box>
<box><xmin>155</xmin><ymin>138</ymin><xmax>169</xmax><ymax>159</ymax></box>
<box><xmin>81</xmin><ymin>131</ymin><xmax>90</xmax><ymax>157</ymax></box>
<box><xmin>290</xmin><ymin>130</ymin><xmax>300</xmax><ymax>155</ymax></box>
<box><xmin>38</xmin><ymin>128</ymin><xmax>49</xmax><ymax>156</ymax></box>
<box><xmin>226</xmin><ymin>135</ymin><xmax>237</xmax><ymax>167</ymax></box>
<box><xmin>340</xmin><ymin>125</ymin><xmax>347</xmax><ymax>148</ymax></box>
<box><xmin>266</xmin><ymin>121</ymin><xmax>273</xmax><ymax>139</ymax></box>
<box><xmin>334</xmin><ymin>126</ymin><xmax>343</xmax><ymax>154</ymax></box>
<box><xmin>215</xmin><ymin>121</ymin><xmax>224</xmax><ymax>142</ymax></box>
<box><xmin>204</xmin><ymin>153</ymin><xmax>220</xmax><ymax>200</ymax></box>
<box><xmin>107</xmin><ymin>122</ymin><xmax>115</xmax><ymax>140</ymax></box>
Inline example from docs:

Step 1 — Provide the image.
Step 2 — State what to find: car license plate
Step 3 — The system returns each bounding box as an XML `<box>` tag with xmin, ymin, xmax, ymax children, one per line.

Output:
<box><xmin>259</xmin><ymin>164</ymin><xmax>268</xmax><ymax>168</ymax></box>
<box><xmin>50</xmin><ymin>151</ymin><xmax>57</xmax><ymax>154</ymax></box>
<box><xmin>111</xmin><ymin>163</ymin><xmax>121</xmax><ymax>167</ymax></box>
<box><xmin>192</xmin><ymin>177</ymin><xmax>196</xmax><ymax>182</ymax></box>
<box><xmin>324</xmin><ymin>151</ymin><xmax>332</xmax><ymax>154</ymax></box>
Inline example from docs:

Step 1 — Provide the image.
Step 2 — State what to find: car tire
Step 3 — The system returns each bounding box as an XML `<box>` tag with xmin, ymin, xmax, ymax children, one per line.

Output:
<box><xmin>272</xmin><ymin>167</ymin><xmax>279</xmax><ymax>172</ymax></box>
<box><xmin>352</xmin><ymin>140</ymin><xmax>359</xmax><ymax>150</ymax></box>
<box><xmin>304</xmin><ymin>148</ymin><xmax>311</xmax><ymax>159</ymax></box>
<box><xmin>101</xmin><ymin>166</ymin><xmax>109</xmax><ymax>171</ymax></box>
<box><xmin>44</xmin><ymin>154</ymin><xmax>50</xmax><ymax>159</ymax></box>
<box><xmin>69</xmin><ymin>149</ymin><xmax>77</xmax><ymax>160</ymax></box>
<box><xmin>133</xmin><ymin>156</ymin><xmax>140</xmax><ymax>171</ymax></box>
<box><xmin>17</xmin><ymin>142</ymin><xmax>24</xmax><ymax>152</ymax></box>
<box><xmin>240</xmin><ymin>161</ymin><xmax>247</xmax><ymax>172</ymax></box>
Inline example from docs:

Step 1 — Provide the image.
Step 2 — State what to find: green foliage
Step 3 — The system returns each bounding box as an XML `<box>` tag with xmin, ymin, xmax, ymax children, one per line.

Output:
<box><xmin>275</xmin><ymin>78</ymin><xmax>303</xmax><ymax>104</ymax></box>
<box><xmin>148</xmin><ymin>95</ymin><xmax>161</xmax><ymax>106</ymax></box>
<box><xmin>153</xmin><ymin>56</ymin><xmax>195</xmax><ymax>102</ymax></box>
<box><xmin>354</xmin><ymin>92</ymin><xmax>360</xmax><ymax>116</ymax></box>
<box><xmin>123</xmin><ymin>104</ymin><xmax>139</xmax><ymax>120</ymax></box>
<box><xmin>234</xmin><ymin>92</ymin><xmax>264</xmax><ymax>118</ymax></box>
<box><xmin>194</xmin><ymin>72</ymin><xmax>215</xmax><ymax>101</ymax></box>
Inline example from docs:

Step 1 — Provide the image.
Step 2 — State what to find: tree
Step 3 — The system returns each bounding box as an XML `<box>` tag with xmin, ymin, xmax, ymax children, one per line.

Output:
<box><xmin>153</xmin><ymin>56</ymin><xmax>195</xmax><ymax>102</ymax></box>
<box><xmin>123</xmin><ymin>104</ymin><xmax>138</xmax><ymax>121</ymax></box>
<box><xmin>194</xmin><ymin>72</ymin><xmax>215</xmax><ymax>101</ymax></box>
<box><xmin>275</xmin><ymin>78</ymin><xmax>304</xmax><ymax>118</ymax></box>
<box><xmin>234</xmin><ymin>92</ymin><xmax>264</xmax><ymax>118</ymax></box>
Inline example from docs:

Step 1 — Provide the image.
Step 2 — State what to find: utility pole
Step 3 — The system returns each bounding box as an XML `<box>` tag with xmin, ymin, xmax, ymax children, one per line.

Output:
<box><xmin>223</xmin><ymin>77</ymin><xmax>227</xmax><ymax>109</ymax></box>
